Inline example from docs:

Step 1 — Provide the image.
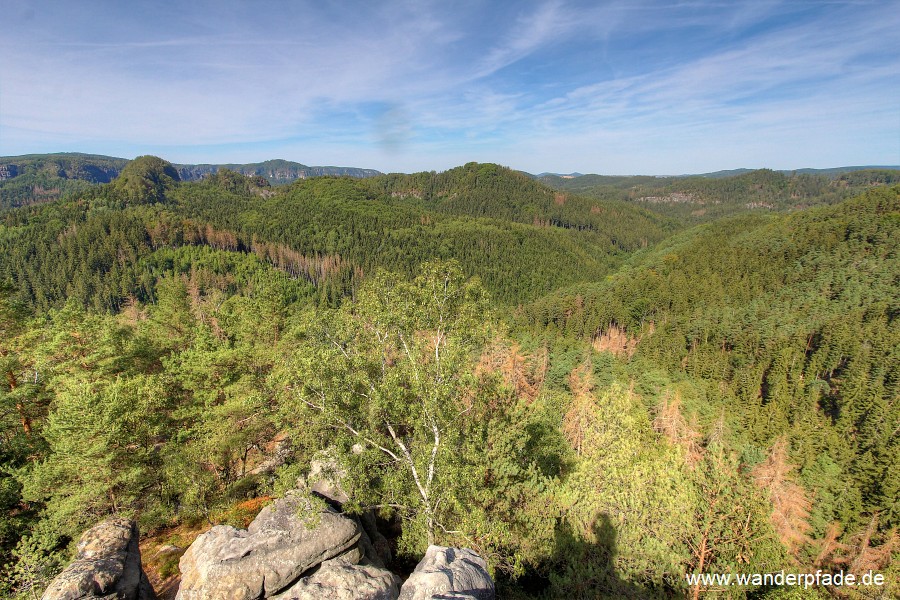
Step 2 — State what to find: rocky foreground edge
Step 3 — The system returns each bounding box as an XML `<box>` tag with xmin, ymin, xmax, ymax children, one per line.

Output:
<box><xmin>42</xmin><ymin>496</ymin><xmax>494</xmax><ymax>600</ymax></box>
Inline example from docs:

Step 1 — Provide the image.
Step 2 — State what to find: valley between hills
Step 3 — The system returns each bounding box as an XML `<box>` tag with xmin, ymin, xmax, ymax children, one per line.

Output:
<box><xmin>1</xmin><ymin>153</ymin><xmax>898</xmax><ymax>598</ymax></box>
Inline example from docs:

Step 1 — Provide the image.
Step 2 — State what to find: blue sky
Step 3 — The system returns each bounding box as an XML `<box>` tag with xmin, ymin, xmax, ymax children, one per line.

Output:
<box><xmin>1</xmin><ymin>0</ymin><xmax>898</xmax><ymax>174</ymax></box>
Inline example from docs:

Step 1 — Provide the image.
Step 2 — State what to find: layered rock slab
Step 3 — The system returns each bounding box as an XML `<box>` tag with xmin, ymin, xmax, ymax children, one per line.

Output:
<box><xmin>42</xmin><ymin>517</ymin><xmax>155</xmax><ymax>600</ymax></box>
<box><xmin>175</xmin><ymin>494</ymin><xmax>360</xmax><ymax>600</ymax></box>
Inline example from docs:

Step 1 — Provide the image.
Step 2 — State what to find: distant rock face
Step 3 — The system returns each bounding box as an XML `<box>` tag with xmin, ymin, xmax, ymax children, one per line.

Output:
<box><xmin>75</xmin><ymin>164</ymin><xmax>121</xmax><ymax>183</ymax></box>
<box><xmin>42</xmin><ymin>517</ymin><xmax>155</xmax><ymax>600</ymax></box>
<box><xmin>174</xmin><ymin>162</ymin><xmax>382</xmax><ymax>185</ymax></box>
<box><xmin>0</xmin><ymin>164</ymin><xmax>17</xmax><ymax>180</ymax></box>
<box><xmin>398</xmin><ymin>546</ymin><xmax>494</xmax><ymax>600</ymax></box>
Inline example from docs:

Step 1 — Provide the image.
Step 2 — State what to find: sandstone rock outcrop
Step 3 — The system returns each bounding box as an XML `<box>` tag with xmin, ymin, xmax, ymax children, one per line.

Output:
<box><xmin>358</xmin><ymin>511</ymin><xmax>392</xmax><ymax>567</ymax></box>
<box><xmin>42</xmin><ymin>517</ymin><xmax>155</xmax><ymax>600</ymax></box>
<box><xmin>303</xmin><ymin>451</ymin><xmax>391</xmax><ymax>568</ymax></box>
<box><xmin>175</xmin><ymin>491</ymin><xmax>400</xmax><ymax>600</ymax></box>
<box><xmin>174</xmin><ymin>456</ymin><xmax>494</xmax><ymax>600</ymax></box>
<box><xmin>41</xmin><ymin>482</ymin><xmax>495</xmax><ymax>600</ymax></box>
<box><xmin>175</xmin><ymin>493</ymin><xmax>360</xmax><ymax>600</ymax></box>
<box><xmin>397</xmin><ymin>546</ymin><xmax>494</xmax><ymax>600</ymax></box>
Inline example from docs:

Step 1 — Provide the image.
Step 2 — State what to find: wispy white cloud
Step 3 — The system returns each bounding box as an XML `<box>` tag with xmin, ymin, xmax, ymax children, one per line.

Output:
<box><xmin>0</xmin><ymin>0</ymin><xmax>897</xmax><ymax>172</ymax></box>
<box><xmin>415</xmin><ymin>1</ymin><xmax>900</xmax><ymax>171</ymax></box>
<box><xmin>472</xmin><ymin>1</ymin><xmax>576</xmax><ymax>78</ymax></box>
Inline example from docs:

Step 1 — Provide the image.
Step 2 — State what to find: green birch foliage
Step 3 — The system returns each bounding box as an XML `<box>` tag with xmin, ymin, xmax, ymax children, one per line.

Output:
<box><xmin>274</xmin><ymin>261</ymin><xmax>560</xmax><ymax>571</ymax></box>
<box><xmin>446</xmin><ymin>376</ymin><xmax>564</xmax><ymax>578</ymax></box>
<box><xmin>275</xmin><ymin>261</ymin><xmax>488</xmax><ymax>544</ymax></box>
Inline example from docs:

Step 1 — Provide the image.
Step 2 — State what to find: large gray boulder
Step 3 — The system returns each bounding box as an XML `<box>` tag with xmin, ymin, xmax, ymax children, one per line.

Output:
<box><xmin>175</xmin><ymin>494</ymin><xmax>360</xmax><ymax>600</ymax></box>
<box><xmin>42</xmin><ymin>517</ymin><xmax>155</xmax><ymax>600</ymax></box>
<box><xmin>270</xmin><ymin>562</ymin><xmax>401</xmax><ymax>600</ymax></box>
<box><xmin>398</xmin><ymin>546</ymin><xmax>494</xmax><ymax>600</ymax></box>
<box><xmin>266</xmin><ymin>525</ymin><xmax>401</xmax><ymax>600</ymax></box>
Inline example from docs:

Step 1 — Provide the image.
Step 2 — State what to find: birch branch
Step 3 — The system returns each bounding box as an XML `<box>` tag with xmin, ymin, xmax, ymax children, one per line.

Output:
<box><xmin>386</xmin><ymin>421</ymin><xmax>430</xmax><ymax>506</ymax></box>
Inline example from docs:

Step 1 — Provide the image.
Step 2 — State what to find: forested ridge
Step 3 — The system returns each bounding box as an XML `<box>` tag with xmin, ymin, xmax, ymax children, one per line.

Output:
<box><xmin>541</xmin><ymin>167</ymin><xmax>900</xmax><ymax>223</ymax></box>
<box><xmin>1</xmin><ymin>159</ymin><xmax>671</xmax><ymax>310</ymax></box>
<box><xmin>520</xmin><ymin>186</ymin><xmax>899</xmax><ymax>528</ymax></box>
<box><xmin>0</xmin><ymin>153</ymin><xmax>381</xmax><ymax>210</ymax></box>
<box><xmin>0</xmin><ymin>156</ymin><xmax>897</xmax><ymax>598</ymax></box>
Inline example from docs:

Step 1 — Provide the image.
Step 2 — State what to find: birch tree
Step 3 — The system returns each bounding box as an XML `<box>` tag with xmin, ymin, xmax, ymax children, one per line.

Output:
<box><xmin>276</xmin><ymin>261</ymin><xmax>489</xmax><ymax>547</ymax></box>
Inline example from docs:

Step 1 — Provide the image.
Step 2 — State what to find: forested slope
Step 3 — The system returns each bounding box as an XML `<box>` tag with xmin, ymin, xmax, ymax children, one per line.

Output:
<box><xmin>519</xmin><ymin>185</ymin><xmax>899</xmax><ymax>581</ymax></box>
<box><xmin>1</xmin><ymin>159</ymin><xmax>669</xmax><ymax>309</ymax></box>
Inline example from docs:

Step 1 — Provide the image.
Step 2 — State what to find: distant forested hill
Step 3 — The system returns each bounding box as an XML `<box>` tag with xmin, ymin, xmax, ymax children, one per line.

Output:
<box><xmin>691</xmin><ymin>165</ymin><xmax>900</xmax><ymax>178</ymax></box>
<box><xmin>0</xmin><ymin>158</ymin><xmax>669</xmax><ymax>309</ymax></box>
<box><xmin>0</xmin><ymin>153</ymin><xmax>128</xmax><ymax>209</ymax></box>
<box><xmin>541</xmin><ymin>167</ymin><xmax>900</xmax><ymax>223</ymax></box>
<box><xmin>364</xmin><ymin>162</ymin><xmax>677</xmax><ymax>249</ymax></box>
<box><xmin>0</xmin><ymin>153</ymin><xmax>382</xmax><ymax>209</ymax></box>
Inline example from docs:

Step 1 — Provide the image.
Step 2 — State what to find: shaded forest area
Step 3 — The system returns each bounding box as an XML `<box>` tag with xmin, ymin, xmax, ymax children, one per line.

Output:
<box><xmin>1</xmin><ymin>155</ymin><xmax>897</xmax><ymax>598</ymax></box>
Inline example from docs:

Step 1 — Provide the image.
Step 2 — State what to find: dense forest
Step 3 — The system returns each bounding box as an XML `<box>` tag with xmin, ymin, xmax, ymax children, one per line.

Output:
<box><xmin>0</xmin><ymin>155</ymin><xmax>897</xmax><ymax>598</ymax></box>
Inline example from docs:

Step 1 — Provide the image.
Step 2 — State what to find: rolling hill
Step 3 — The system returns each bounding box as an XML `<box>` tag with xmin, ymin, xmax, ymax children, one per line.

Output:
<box><xmin>1</xmin><ymin>157</ymin><xmax>671</xmax><ymax>309</ymax></box>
